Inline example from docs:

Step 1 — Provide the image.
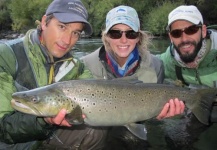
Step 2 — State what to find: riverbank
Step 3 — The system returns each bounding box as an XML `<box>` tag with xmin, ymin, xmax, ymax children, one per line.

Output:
<box><xmin>0</xmin><ymin>30</ymin><xmax>24</xmax><ymax>40</ymax></box>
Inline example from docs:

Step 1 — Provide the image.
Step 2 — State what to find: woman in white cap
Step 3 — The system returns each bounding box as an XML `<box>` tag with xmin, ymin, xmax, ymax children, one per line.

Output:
<box><xmin>82</xmin><ymin>5</ymin><xmax>185</xmax><ymax>149</ymax></box>
<box><xmin>83</xmin><ymin>5</ymin><xmax>184</xmax><ymax>121</ymax></box>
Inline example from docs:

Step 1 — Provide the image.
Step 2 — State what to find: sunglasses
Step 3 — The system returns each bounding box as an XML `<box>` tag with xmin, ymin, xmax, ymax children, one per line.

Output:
<box><xmin>170</xmin><ymin>25</ymin><xmax>202</xmax><ymax>38</ymax></box>
<box><xmin>107</xmin><ymin>30</ymin><xmax>139</xmax><ymax>39</ymax></box>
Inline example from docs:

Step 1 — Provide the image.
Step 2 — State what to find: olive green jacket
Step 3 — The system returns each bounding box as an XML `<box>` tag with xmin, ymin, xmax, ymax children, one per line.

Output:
<box><xmin>157</xmin><ymin>30</ymin><xmax>217</xmax><ymax>87</ymax></box>
<box><xmin>0</xmin><ymin>29</ymin><xmax>92</xmax><ymax>149</ymax></box>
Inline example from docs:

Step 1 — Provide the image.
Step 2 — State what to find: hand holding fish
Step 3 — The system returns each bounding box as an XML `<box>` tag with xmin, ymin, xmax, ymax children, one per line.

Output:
<box><xmin>156</xmin><ymin>98</ymin><xmax>185</xmax><ymax>120</ymax></box>
<box><xmin>44</xmin><ymin>109</ymin><xmax>72</xmax><ymax>127</ymax></box>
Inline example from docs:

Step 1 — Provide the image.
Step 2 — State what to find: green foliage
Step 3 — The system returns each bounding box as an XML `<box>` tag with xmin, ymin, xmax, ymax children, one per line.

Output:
<box><xmin>1</xmin><ymin>0</ymin><xmax>217</xmax><ymax>36</ymax></box>
<box><xmin>8</xmin><ymin>0</ymin><xmax>52</xmax><ymax>31</ymax></box>
<box><xmin>0</xmin><ymin>0</ymin><xmax>12</xmax><ymax>30</ymax></box>
<box><xmin>144</xmin><ymin>1</ymin><xmax>182</xmax><ymax>36</ymax></box>
<box><xmin>198</xmin><ymin>0</ymin><xmax>217</xmax><ymax>25</ymax></box>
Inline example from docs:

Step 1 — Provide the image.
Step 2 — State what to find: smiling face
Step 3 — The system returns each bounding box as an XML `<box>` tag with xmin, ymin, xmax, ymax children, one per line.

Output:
<box><xmin>107</xmin><ymin>24</ymin><xmax>139</xmax><ymax>66</ymax></box>
<box><xmin>41</xmin><ymin>15</ymin><xmax>84</xmax><ymax>58</ymax></box>
<box><xmin>169</xmin><ymin>20</ymin><xmax>207</xmax><ymax>63</ymax></box>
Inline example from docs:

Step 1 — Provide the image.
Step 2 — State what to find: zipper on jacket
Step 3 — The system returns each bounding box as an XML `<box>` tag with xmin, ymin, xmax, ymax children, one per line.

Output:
<box><xmin>195</xmin><ymin>69</ymin><xmax>202</xmax><ymax>85</ymax></box>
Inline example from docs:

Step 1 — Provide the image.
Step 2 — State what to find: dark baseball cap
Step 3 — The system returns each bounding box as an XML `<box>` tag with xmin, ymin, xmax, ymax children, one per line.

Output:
<box><xmin>46</xmin><ymin>0</ymin><xmax>92</xmax><ymax>35</ymax></box>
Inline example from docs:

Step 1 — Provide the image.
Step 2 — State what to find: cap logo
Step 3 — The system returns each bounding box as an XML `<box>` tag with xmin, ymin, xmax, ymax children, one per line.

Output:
<box><xmin>171</xmin><ymin>9</ymin><xmax>194</xmax><ymax>18</ymax></box>
<box><xmin>116</xmin><ymin>8</ymin><xmax>126</xmax><ymax>12</ymax></box>
<box><xmin>68</xmin><ymin>2</ymin><xmax>87</xmax><ymax>19</ymax></box>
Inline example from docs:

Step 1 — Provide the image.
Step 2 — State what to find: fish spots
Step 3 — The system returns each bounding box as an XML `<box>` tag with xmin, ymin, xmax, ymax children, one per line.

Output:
<box><xmin>83</xmin><ymin>98</ymin><xmax>90</xmax><ymax>102</ymax></box>
<box><xmin>71</xmin><ymin>103</ymin><xmax>75</xmax><ymax>108</ymax></box>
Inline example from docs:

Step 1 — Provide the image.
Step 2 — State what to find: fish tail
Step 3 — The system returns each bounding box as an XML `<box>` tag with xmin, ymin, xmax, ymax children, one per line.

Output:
<box><xmin>191</xmin><ymin>88</ymin><xmax>217</xmax><ymax>125</ymax></box>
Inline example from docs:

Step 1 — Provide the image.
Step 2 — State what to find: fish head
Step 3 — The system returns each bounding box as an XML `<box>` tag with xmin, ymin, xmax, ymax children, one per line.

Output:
<box><xmin>11</xmin><ymin>85</ymin><xmax>76</xmax><ymax>117</ymax></box>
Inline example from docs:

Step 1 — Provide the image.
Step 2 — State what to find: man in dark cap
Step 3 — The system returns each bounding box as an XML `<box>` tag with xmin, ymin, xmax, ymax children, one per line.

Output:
<box><xmin>0</xmin><ymin>0</ymin><xmax>107</xmax><ymax>149</ymax></box>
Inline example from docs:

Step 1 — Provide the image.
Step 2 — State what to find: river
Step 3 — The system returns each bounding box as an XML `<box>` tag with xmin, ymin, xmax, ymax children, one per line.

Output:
<box><xmin>72</xmin><ymin>37</ymin><xmax>170</xmax><ymax>58</ymax></box>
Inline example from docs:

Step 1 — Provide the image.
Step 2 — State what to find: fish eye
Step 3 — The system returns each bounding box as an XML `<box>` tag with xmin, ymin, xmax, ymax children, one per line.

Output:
<box><xmin>31</xmin><ymin>96</ymin><xmax>38</xmax><ymax>103</ymax></box>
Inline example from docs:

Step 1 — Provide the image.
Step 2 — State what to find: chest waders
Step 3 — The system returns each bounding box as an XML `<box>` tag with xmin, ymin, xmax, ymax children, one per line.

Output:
<box><xmin>2</xmin><ymin>38</ymin><xmax>37</xmax><ymax>90</ymax></box>
<box><xmin>0</xmin><ymin>39</ymin><xmax>42</xmax><ymax>150</ymax></box>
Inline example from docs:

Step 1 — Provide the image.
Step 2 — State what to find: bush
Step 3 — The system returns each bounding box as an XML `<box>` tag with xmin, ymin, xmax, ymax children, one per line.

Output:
<box><xmin>8</xmin><ymin>0</ymin><xmax>52</xmax><ymax>31</ymax></box>
<box><xmin>144</xmin><ymin>1</ymin><xmax>182</xmax><ymax>36</ymax></box>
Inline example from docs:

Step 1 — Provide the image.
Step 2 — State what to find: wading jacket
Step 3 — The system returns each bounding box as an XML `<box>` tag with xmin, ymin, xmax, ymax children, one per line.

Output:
<box><xmin>158</xmin><ymin>29</ymin><xmax>217</xmax><ymax>87</ymax></box>
<box><xmin>82</xmin><ymin>45</ymin><xmax>164</xmax><ymax>83</ymax></box>
<box><xmin>0</xmin><ymin>29</ymin><xmax>92</xmax><ymax>149</ymax></box>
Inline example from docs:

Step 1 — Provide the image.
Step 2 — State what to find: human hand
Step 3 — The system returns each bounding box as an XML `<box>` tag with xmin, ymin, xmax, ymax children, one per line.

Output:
<box><xmin>156</xmin><ymin>98</ymin><xmax>185</xmax><ymax>120</ymax></box>
<box><xmin>44</xmin><ymin>109</ymin><xmax>71</xmax><ymax>127</ymax></box>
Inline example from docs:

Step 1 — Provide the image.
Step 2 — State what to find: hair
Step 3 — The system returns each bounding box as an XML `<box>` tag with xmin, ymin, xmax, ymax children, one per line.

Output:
<box><xmin>101</xmin><ymin>28</ymin><xmax>152</xmax><ymax>59</ymax></box>
<box><xmin>36</xmin><ymin>14</ymin><xmax>54</xmax><ymax>35</ymax></box>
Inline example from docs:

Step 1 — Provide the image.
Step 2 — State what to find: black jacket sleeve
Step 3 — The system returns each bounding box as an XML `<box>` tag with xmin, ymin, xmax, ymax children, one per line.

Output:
<box><xmin>0</xmin><ymin>111</ymin><xmax>55</xmax><ymax>144</ymax></box>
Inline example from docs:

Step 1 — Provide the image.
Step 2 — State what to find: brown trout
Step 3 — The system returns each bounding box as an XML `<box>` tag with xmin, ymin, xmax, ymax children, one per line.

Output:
<box><xmin>11</xmin><ymin>80</ymin><xmax>217</xmax><ymax>139</ymax></box>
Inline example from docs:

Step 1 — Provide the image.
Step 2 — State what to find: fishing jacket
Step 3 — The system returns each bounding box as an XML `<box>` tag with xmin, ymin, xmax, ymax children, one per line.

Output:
<box><xmin>0</xmin><ymin>29</ymin><xmax>92</xmax><ymax>149</ymax></box>
<box><xmin>82</xmin><ymin>45</ymin><xmax>164</xmax><ymax>83</ymax></box>
<box><xmin>158</xmin><ymin>29</ymin><xmax>217</xmax><ymax>87</ymax></box>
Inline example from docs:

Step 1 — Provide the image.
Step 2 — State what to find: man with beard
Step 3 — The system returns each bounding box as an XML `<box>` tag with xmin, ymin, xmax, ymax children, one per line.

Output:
<box><xmin>158</xmin><ymin>5</ymin><xmax>217</xmax><ymax>149</ymax></box>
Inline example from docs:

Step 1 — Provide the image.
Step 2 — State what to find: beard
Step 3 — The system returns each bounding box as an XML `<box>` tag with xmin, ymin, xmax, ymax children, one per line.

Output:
<box><xmin>174</xmin><ymin>39</ymin><xmax>203</xmax><ymax>63</ymax></box>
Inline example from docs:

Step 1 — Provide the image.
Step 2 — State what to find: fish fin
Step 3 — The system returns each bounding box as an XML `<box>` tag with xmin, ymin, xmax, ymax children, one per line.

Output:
<box><xmin>190</xmin><ymin>88</ymin><xmax>217</xmax><ymax>125</ymax></box>
<box><xmin>66</xmin><ymin>105</ymin><xmax>84</xmax><ymax>125</ymax></box>
<box><xmin>124</xmin><ymin>123</ymin><xmax>147</xmax><ymax>140</ymax></box>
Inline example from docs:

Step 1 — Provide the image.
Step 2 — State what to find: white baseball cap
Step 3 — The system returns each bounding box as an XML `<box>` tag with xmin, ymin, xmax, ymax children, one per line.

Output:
<box><xmin>105</xmin><ymin>5</ymin><xmax>140</xmax><ymax>33</ymax></box>
<box><xmin>166</xmin><ymin>5</ymin><xmax>203</xmax><ymax>30</ymax></box>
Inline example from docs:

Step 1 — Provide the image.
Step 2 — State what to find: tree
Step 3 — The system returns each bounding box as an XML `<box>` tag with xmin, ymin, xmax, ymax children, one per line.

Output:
<box><xmin>8</xmin><ymin>0</ymin><xmax>52</xmax><ymax>31</ymax></box>
<box><xmin>0</xmin><ymin>0</ymin><xmax>12</xmax><ymax>30</ymax></box>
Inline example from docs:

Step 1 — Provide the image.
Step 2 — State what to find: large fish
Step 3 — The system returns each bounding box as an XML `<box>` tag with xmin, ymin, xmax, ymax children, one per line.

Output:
<box><xmin>11</xmin><ymin>80</ymin><xmax>216</xmax><ymax>140</ymax></box>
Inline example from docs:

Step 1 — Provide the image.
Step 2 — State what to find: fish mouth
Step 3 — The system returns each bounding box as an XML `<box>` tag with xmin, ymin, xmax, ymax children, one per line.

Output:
<box><xmin>11</xmin><ymin>99</ymin><xmax>43</xmax><ymax>116</ymax></box>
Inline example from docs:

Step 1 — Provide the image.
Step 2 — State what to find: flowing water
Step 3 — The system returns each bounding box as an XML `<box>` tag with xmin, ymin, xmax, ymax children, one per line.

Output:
<box><xmin>72</xmin><ymin>37</ymin><xmax>170</xmax><ymax>58</ymax></box>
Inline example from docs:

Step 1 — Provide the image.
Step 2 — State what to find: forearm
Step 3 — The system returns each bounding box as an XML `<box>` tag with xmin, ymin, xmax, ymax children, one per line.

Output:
<box><xmin>0</xmin><ymin>111</ymin><xmax>54</xmax><ymax>144</ymax></box>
